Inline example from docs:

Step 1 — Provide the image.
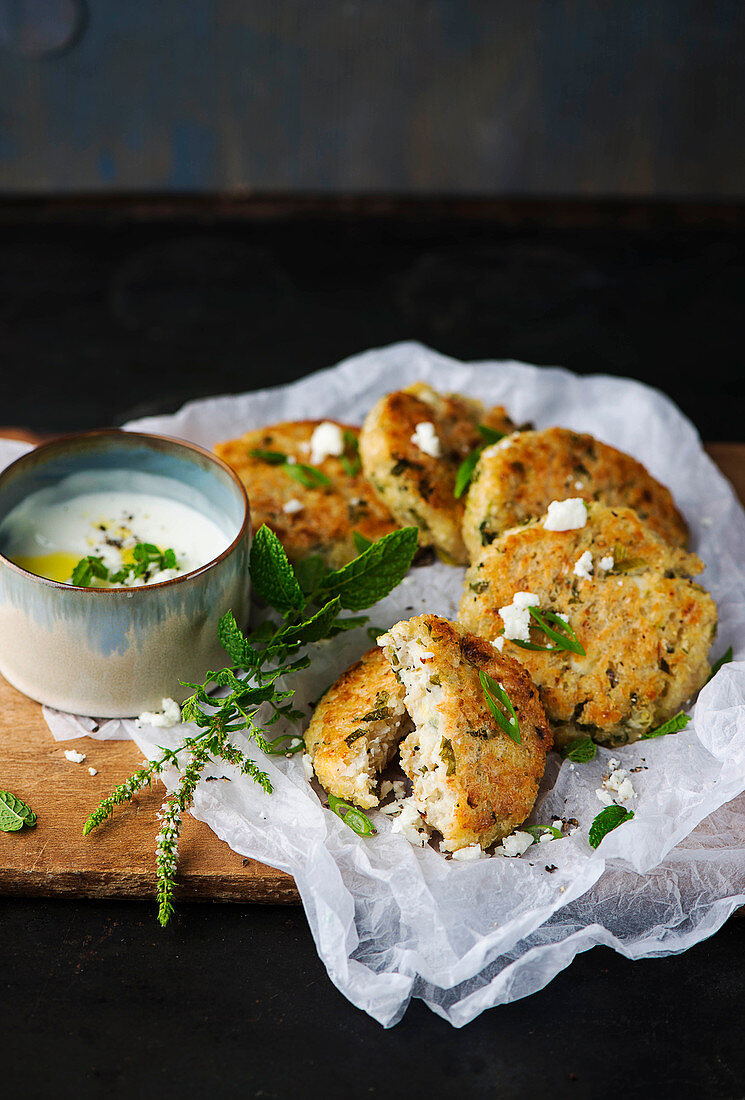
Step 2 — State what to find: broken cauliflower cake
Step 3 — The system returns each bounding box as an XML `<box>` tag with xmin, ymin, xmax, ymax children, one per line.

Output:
<box><xmin>303</xmin><ymin>647</ymin><xmax>409</xmax><ymax>809</ymax></box>
<box><xmin>378</xmin><ymin>614</ymin><xmax>552</xmax><ymax>852</ymax></box>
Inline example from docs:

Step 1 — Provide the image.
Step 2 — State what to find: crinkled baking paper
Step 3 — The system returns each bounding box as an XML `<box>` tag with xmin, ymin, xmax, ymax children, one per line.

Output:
<box><xmin>9</xmin><ymin>342</ymin><xmax>745</xmax><ymax>1027</ymax></box>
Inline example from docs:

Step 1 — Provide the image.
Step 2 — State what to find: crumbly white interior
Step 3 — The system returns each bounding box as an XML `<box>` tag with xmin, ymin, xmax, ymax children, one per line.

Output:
<box><xmin>381</xmin><ymin>632</ymin><xmax>459</xmax><ymax>842</ymax></box>
<box><xmin>340</xmin><ymin>691</ymin><xmax>411</xmax><ymax>804</ymax></box>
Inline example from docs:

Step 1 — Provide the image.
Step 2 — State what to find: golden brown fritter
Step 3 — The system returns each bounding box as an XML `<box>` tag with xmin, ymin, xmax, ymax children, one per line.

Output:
<box><xmin>215</xmin><ymin>420</ymin><xmax>399</xmax><ymax>568</ymax></box>
<box><xmin>459</xmin><ymin>502</ymin><xmax>717</xmax><ymax>747</ymax></box>
<box><xmin>378</xmin><ymin>615</ymin><xmax>551</xmax><ymax>851</ymax></box>
<box><xmin>303</xmin><ymin>647</ymin><xmax>409</xmax><ymax>809</ymax></box>
<box><xmin>462</xmin><ymin>426</ymin><xmax>688</xmax><ymax>559</ymax></box>
<box><xmin>359</xmin><ymin>382</ymin><xmax>516</xmax><ymax>565</ymax></box>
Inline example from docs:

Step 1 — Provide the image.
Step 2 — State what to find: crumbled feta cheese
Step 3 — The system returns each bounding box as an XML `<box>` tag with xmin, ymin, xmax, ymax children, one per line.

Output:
<box><xmin>574</xmin><ymin>480</ymin><xmax>584</xmax><ymax>490</ymax></box>
<box><xmin>598</xmin><ymin>555</ymin><xmax>614</xmax><ymax>571</ymax></box>
<box><xmin>64</xmin><ymin>749</ymin><xmax>86</xmax><ymax>763</ymax></box>
<box><xmin>596</xmin><ymin>788</ymin><xmax>614</xmax><ymax>806</ymax></box>
<box><xmin>410</xmin><ymin>421</ymin><xmax>441</xmax><ymax>458</ymax></box>
<box><xmin>391</xmin><ymin>800</ymin><xmax>430</xmax><ymax>847</ymax></box>
<box><xmin>136</xmin><ymin>697</ymin><xmax>181</xmax><ymax>728</ymax></box>
<box><xmin>451</xmin><ymin>843</ymin><xmax>485</xmax><ymax>861</ymax></box>
<box><xmin>283</xmin><ymin>498</ymin><xmax>304</xmax><ymax>515</ymax></box>
<box><xmin>285</xmin><ymin>455</ymin><xmax>297</xmax><ymax>465</ymax></box>
<box><xmin>301</xmin><ymin>753</ymin><xmax>314</xmax><ymax>781</ymax></box>
<box><xmin>499</xmin><ymin>591</ymin><xmax>539</xmax><ymax>642</ymax></box>
<box><xmin>544</xmin><ymin>498</ymin><xmax>587</xmax><ymax>531</ymax></box>
<box><xmin>573</xmin><ymin>550</ymin><xmax>594</xmax><ymax>580</ymax></box>
<box><xmin>599</xmin><ymin>761</ymin><xmax>637</xmax><ymax>807</ymax></box>
<box><xmin>88</xmin><ymin>766</ymin><xmax>98</xmax><ymax>776</ymax></box>
<box><xmin>701</xmin><ymin>517</ymin><xmax>713</xmax><ymax>528</ymax></box>
<box><xmin>500</xmin><ymin>830</ymin><xmax>534</xmax><ymax>857</ymax></box>
<box><xmin>309</xmin><ymin>421</ymin><xmax>344</xmax><ymax>465</ymax></box>
<box><xmin>551</xmin><ymin>819</ymin><xmax>563</xmax><ymax>831</ymax></box>
<box><xmin>492</xmin><ymin>636</ymin><xmax>505</xmax><ymax>652</ymax></box>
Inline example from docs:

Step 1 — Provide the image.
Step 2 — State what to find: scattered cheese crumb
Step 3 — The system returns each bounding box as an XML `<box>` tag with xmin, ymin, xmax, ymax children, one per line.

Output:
<box><xmin>492</xmin><ymin>636</ymin><xmax>505</xmax><ymax>652</ymax></box>
<box><xmin>301</xmin><ymin>753</ymin><xmax>314</xmax><ymax>781</ymax></box>
<box><xmin>499</xmin><ymin>591</ymin><xmax>539</xmax><ymax>642</ymax></box>
<box><xmin>544</xmin><ymin>498</ymin><xmax>587</xmax><ymax>531</ymax></box>
<box><xmin>701</xmin><ymin>517</ymin><xmax>713</xmax><ymax>528</ymax></box>
<box><xmin>136</xmin><ymin>697</ymin><xmax>181</xmax><ymax>728</ymax></box>
<box><xmin>391</xmin><ymin>800</ymin><xmax>430</xmax><ymax>847</ymax></box>
<box><xmin>88</xmin><ymin>766</ymin><xmax>98</xmax><ymax>776</ymax></box>
<box><xmin>500</xmin><ymin>830</ymin><xmax>534</xmax><ymax>857</ymax></box>
<box><xmin>598</xmin><ymin>554</ymin><xmax>614</xmax><ymax>571</ymax></box>
<box><xmin>574</xmin><ymin>480</ymin><xmax>584</xmax><ymax>490</ymax></box>
<box><xmin>451</xmin><ymin>843</ymin><xmax>486</xmax><ymax>861</ymax></box>
<box><xmin>283</xmin><ymin>498</ymin><xmax>304</xmax><ymax>515</ymax></box>
<box><xmin>598</xmin><ymin>760</ymin><xmax>637</xmax><ymax>808</ymax></box>
<box><xmin>410</xmin><ymin>421</ymin><xmax>441</xmax><ymax>458</ymax></box>
<box><xmin>551</xmin><ymin>819</ymin><xmax>563</xmax><ymax>831</ymax></box>
<box><xmin>309</xmin><ymin>421</ymin><xmax>344</xmax><ymax>465</ymax></box>
<box><xmin>573</xmin><ymin>550</ymin><xmax>594</xmax><ymax>580</ymax></box>
<box><xmin>64</xmin><ymin>749</ymin><xmax>86</xmax><ymax>763</ymax></box>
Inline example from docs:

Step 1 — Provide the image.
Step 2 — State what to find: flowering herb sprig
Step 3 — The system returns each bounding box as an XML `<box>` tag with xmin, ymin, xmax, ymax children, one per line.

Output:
<box><xmin>83</xmin><ymin>524</ymin><xmax>418</xmax><ymax>927</ymax></box>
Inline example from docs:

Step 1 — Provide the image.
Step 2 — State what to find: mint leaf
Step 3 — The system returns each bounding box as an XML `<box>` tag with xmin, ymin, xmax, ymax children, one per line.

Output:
<box><xmin>641</xmin><ymin>712</ymin><xmax>691</xmax><ymax>740</ymax></box>
<box><xmin>478</xmin><ymin>669</ymin><xmax>521</xmax><ymax>743</ymax></box>
<box><xmin>271</xmin><ymin>597</ymin><xmax>341</xmax><ymax>649</ymax></box>
<box><xmin>71</xmin><ymin>555</ymin><xmax>108</xmax><ymax>587</ymax></box>
<box><xmin>352</xmin><ymin>530</ymin><xmax>373</xmax><ymax>554</ymax></box>
<box><xmin>0</xmin><ymin>789</ymin><xmax>37</xmax><ymax>832</ymax></box>
<box><xmin>589</xmin><ymin>805</ymin><xmax>634</xmax><ymax>848</ymax></box>
<box><xmin>707</xmin><ymin>646</ymin><xmax>734</xmax><ymax>683</ymax></box>
<box><xmin>561</xmin><ymin>736</ymin><xmax>597</xmax><ymax>763</ymax></box>
<box><xmin>217</xmin><ymin>611</ymin><xmax>261</xmax><ymax>669</ymax></box>
<box><xmin>284</xmin><ymin>463</ymin><xmax>331</xmax><ymax>489</ymax></box>
<box><xmin>294</xmin><ymin>554</ymin><xmax>328</xmax><ymax>599</ymax></box>
<box><xmin>320</xmin><ymin>526</ymin><xmax>418</xmax><ymax>611</ymax></box>
<box><xmin>454</xmin><ymin>447</ymin><xmax>483</xmax><ymax>499</ymax></box>
<box><xmin>249</xmin><ymin>448</ymin><xmax>288</xmax><ymax>465</ymax></box>
<box><xmin>249</xmin><ymin>524</ymin><xmax>305</xmax><ymax>613</ymax></box>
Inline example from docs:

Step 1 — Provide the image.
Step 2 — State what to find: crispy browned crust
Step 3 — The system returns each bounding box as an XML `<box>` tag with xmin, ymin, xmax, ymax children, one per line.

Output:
<box><xmin>381</xmin><ymin>614</ymin><xmax>551</xmax><ymax>850</ymax></box>
<box><xmin>459</xmin><ymin>503</ymin><xmax>717</xmax><ymax>746</ymax></box>
<box><xmin>215</xmin><ymin>420</ymin><xmax>399</xmax><ymax>568</ymax></box>
<box><xmin>462</xmin><ymin>426</ymin><xmax>689</xmax><ymax>558</ymax></box>
<box><xmin>303</xmin><ymin>647</ymin><xmax>408</xmax><ymax>808</ymax></box>
<box><xmin>359</xmin><ymin>382</ymin><xmax>516</xmax><ymax>565</ymax></box>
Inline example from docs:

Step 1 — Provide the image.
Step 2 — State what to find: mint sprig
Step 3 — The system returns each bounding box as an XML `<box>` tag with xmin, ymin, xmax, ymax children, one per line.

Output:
<box><xmin>589</xmin><ymin>805</ymin><xmax>634</xmax><ymax>848</ymax></box>
<box><xmin>641</xmin><ymin>712</ymin><xmax>691</xmax><ymax>740</ymax></box>
<box><xmin>84</xmin><ymin>523</ymin><xmax>418</xmax><ymax>926</ymax></box>
<box><xmin>561</xmin><ymin>736</ymin><xmax>597</xmax><ymax>763</ymax></box>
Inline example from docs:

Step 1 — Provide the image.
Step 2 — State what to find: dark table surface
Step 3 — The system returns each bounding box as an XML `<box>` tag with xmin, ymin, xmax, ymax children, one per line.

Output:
<box><xmin>2</xmin><ymin>199</ymin><xmax>745</xmax><ymax>1098</ymax></box>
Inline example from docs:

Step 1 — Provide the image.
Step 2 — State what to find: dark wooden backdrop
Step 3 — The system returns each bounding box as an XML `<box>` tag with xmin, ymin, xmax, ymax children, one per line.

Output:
<box><xmin>1</xmin><ymin>0</ymin><xmax>744</xmax><ymax>196</ymax></box>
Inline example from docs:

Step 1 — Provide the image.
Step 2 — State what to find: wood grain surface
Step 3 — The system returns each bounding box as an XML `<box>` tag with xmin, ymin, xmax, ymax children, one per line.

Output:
<box><xmin>0</xmin><ymin>441</ymin><xmax>742</xmax><ymax>905</ymax></box>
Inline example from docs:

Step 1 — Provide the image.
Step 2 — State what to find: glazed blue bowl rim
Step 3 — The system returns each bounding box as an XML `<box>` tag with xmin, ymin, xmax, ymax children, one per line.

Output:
<box><xmin>0</xmin><ymin>428</ymin><xmax>251</xmax><ymax>594</ymax></box>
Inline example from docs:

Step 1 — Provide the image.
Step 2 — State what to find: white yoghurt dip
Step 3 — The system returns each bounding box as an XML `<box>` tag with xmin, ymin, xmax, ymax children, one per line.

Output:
<box><xmin>0</xmin><ymin>470</ymin><xmax>230</xmax><ymax>587</ymax></box>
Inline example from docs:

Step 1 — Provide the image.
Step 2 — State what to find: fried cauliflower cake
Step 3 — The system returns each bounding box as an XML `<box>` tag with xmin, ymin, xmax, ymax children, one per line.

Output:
<box><xmin>215</xmin><ymin>420</ymin><xmax>399</xmax><ymax>568</ymax></box>
<box><xmin>359</xmin><ymin>382</ymin><xmax>516</xmax><ymax>565</ymax></box>
<box><xmin>378</xmin><ymin>615</ymin><xmax>552</xmax><ymax>852</ymax></box>
<box><xmin>462</xmin><ymin>426</ymin><xmax>688</xmax><ymax>559</ymax></box>
<box><xmin>459</xmin><ymin>502</ymin><xmax>717</xmax><ymax>747</ymax></box>
<box><xmin>303</xmin><ymin>647</ymin><xmax>409</xmax><ymax>809</ymax></box>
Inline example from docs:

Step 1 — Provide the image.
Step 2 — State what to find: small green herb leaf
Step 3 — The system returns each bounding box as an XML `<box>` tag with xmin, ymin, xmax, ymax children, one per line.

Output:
<box><xmin>707</xmin><ymin>646</ymin><xmax>734</xmax><ymax>683</ymax></box>
<box><xmin>327</xmin><ymin>792</ymin><xmax>376</xmax><ymax>837</ymax></box>
<box><xmin>454</xmin><ymin>448</ymin><xmax>483</xmax><ymax>499</ymax></box>
<box><xmin>341</xmin><ymin>430</ymin><xmax>361</xmax><ymax>476</ymax></box>
<box><xmin>249</xmin><ymin>524</ymin><xmax>305</xmax><ymax>613</ymax></box>
<box><xmin>294</xmin><ymin>554</ymin><xmax>328</xmax><ymax>600</ymax></box>
<box><xmin>284</xmin><ymin>463</ymin><xmax>332</xmax><ymax>489</ymax></box>
<box><xmin>272</xmin><ymin>597</ymin><xmax>342</xmax><ymax>649</ymax></box>
<box><xmin>217</xmin><ymin>611</ymin><xmax>261</xmax><ymax>669</ymax></box>
<box><xmin>249</xmin><ymin>448</ymin><xmax>288</xmax><ymax>465</ymax></box>
<box><xmin>524</xmin><ymin>825</ymin><xmax>563</xmax><ymax>843</ymax></box>
<box><xmin>71</xmin><ymin>555</ymin><xmax>108</xmax><ymax>587</ymax></box>
<box><xmin>0</xmin><ymin>789</ymin><xmax>37</xmax><ymax>832</ymax></box>
<box><xmin>321</xmin><ymin>526</ymin><xmax>418</xmax><ymax>611</ymax></box>
<box><xmin>641</xmin><ymin>712</ymin><xmax>691</xmax><ymax>740</ymax></box>
<box><xmin>263</xmin><ymin>733</ymin><xmax>305</xmax><ymax>755</ymax></box>
<box><xmin>476</xmin><ymin>424</ymin><xmax>506</xmax><ymax>445</ymax></box>
<box><xmin>352</xmin><ymin>530</ymin><xmax>373</xmax><ymax>554</ymax></box>
<box><xmin>478</xmin><ymin>670</ymin><xmax>521</xmax><ymax>743</ymax></box>
<box><xmin>561</xmin><ymin>736</ymin><xmax>597</xmax><ymax>763</ymax></box>
<box><xmin>589</xmin><ymin>805</ymin><xmax>635</xmax><ymax>848</ymax></box>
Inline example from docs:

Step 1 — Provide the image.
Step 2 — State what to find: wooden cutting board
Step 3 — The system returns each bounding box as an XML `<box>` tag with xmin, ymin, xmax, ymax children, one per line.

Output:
<box><xmin>0</xmin><ymin>438</ymin><xmax>742</xmax><ymax>906</ymax></box>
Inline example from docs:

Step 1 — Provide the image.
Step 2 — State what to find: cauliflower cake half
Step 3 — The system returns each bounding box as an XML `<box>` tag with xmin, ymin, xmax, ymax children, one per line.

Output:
<box><xmin>359</xmin><ymin>382</ymin><xmax>516</xmax><ymax>565</ymax></box>
<box><xmin>303</xmin><ymin>647</ymin><xmax>410</xmax><ymax>809</ymax></box>
<box><xmin>215</xmin><ymin>420</ymin><xmax>399</xmax><ymax>568</ymax></box>
<box><xmin>462</xmin><ymin>426</ymin><xmax>688</xmax><ymax>559</ymax></box>
<box><xmin>459</xmin><ymin>502</ymin><xmax>717</xmax><ymax>747</ymax></box>
<box><xmin>378</xmin><ymin>614</ymin><xmax>552</xmax><ymax>852</ymax></box>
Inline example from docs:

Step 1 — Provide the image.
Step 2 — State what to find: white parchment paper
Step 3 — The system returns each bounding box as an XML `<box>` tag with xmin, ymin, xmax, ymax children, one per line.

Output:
<box><xmin>10</xmin><ymin>341</ymin><xmax>745</xmax><ymax>1027</ymax></box>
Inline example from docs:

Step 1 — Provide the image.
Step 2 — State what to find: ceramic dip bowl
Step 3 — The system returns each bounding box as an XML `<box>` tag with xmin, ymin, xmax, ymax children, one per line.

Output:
<box><xmin>0</xmin><ymin>430</ymin><xmax>251</xmax><ymax>717</ymax></box>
